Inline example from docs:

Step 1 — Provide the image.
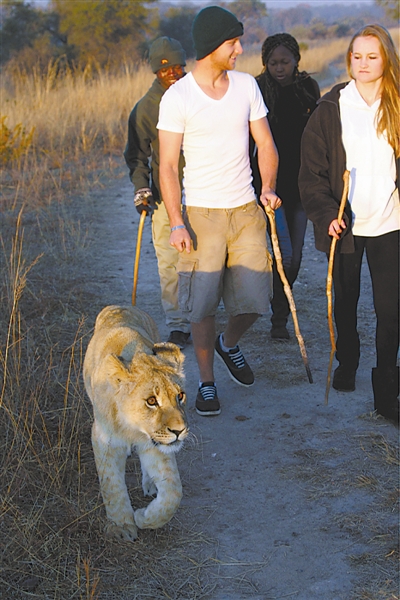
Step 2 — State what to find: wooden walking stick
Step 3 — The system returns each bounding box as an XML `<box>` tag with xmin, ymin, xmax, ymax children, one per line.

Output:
<box><xmin>265</xmin><ymin>205</ymin><xmax>313</xmax><ymax>384</ymax></box>
<box><xmin>132</xmin><ymin>209</ymin><xmax>147</xmax><ymax>306</ymax></box>
<box><xmin>325</xmin><ymin>170</ymin><xmax>350</xmax><ymax>404</ymax></box>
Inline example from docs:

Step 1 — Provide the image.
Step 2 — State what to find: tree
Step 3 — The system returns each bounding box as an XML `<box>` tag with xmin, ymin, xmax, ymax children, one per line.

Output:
<box><xmin>158</xmin><ymin>5</ymin><xmax>197</xmax><ymax>59</ymax></box>
<box><xmin>0</xmin><ymin>0</ymin><xmax>62</xmax><ymax>65</ymax></box>
<box><xmin>309</xmin><ymin>19</ymin><xmax>328</xmax><ymax>40</ymax></box>
<box><xmin>275</xmin><ymin>5</ymin><xmax>313</xmax><ymax>32</ymax></box>
<box><xmin>220</xmin><ymin>0</ymin><xmax>267</xmax><ymax>48</ymax></box>
<box><xmin>224</xmin><ymin>0</ymin><xmax>267</xmax><ymax>22</ymax></box>
<box><xmin>375</xmin><ymin>0</ymin><xmax>399</xmax><ymax>21</ymax></box>
<box><xmin>51</xmin><ymin>0</ymin><xmax>158</xmax><ymax>67</ymax></box>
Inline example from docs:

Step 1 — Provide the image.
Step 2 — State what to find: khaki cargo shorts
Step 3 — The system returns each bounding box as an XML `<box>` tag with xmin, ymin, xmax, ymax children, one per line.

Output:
<box><xmin>176</xmin><ymin>201</ymin><xmax>272</xmax><ymax>323</ymax></box>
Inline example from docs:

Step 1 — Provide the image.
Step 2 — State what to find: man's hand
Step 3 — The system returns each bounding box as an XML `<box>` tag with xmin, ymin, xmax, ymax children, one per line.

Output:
<box><xmin>170</xmin><ymin>226</ymin><xmax>191</xmax><ymax>253</ymax></box>
<box><xmin>328</xmin><ymin>218</ymin><xmax>346</xmax><ymax>240</ymax></box>
<box><xmin>134</xmin><ymin>188</ymin><xmax>156</xmax><ymax>215</ymax></box>
<box><xmin>259</xmin><ymin>189</ymin><xmax>282</xmax><ymax>210</ymax></box>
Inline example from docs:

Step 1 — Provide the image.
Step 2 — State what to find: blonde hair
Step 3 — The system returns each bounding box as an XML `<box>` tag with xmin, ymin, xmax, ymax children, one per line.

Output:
<box><xmin>346</xmin><ymin>24</ymin><xmax>400</xmax><ymax>157</ymax></box>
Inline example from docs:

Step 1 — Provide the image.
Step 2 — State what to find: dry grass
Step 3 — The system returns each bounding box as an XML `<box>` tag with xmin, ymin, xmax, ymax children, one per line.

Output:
<box><xmin>0</xmin><ymin>208</ymin><xmax>223</xmax><ymax>599</ymax></box>
<box><xmin>3</xmin><ymin>62</ymin><xmax>152</xmax><ymax>155</ymax></box>
<box><xmin>1</xmin><ymin>61</ymin><xmax>153</xmax><ymax>210</ymax></box>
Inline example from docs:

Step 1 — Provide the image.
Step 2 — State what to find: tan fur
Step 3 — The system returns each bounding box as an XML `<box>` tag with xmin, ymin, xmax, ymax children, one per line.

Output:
<box><xmin>83</xmin><ymin>305</ymin><xmax>188</xmax><ymax>542</ymax></box>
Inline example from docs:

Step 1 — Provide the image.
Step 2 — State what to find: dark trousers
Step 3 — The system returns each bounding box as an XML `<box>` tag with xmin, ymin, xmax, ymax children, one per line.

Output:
<box><xmin>332</xmin><ymin>230</ymin><xmax>399</xmax><ymax>370</ymax></box>
<box><xmin>271</xmin><ymin>204</ymin><xmax>308</xmax><ymax>327</ymax></box>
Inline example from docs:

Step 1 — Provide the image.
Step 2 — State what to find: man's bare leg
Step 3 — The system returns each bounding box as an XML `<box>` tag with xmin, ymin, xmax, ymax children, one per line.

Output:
<box><xmin>192</xmin><ymin>313</ymin><xmax>259</xmax><ymax>385</ymax></box>
<box><xmin>223</xmin><ymin>313</ymin><xmax>259</xmax><ymax>348</ymax></box>
<box><xmin>191</xmin><ymin>316</ymin><xmax>216</xmax><ymax>383</ymax></box>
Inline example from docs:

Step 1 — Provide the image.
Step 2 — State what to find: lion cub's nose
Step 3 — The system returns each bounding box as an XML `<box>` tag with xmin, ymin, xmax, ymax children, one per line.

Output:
<box><xmin>169</xmin><ymin>428</ymin><xmax>186</xmax><ymax>439</ymax></box>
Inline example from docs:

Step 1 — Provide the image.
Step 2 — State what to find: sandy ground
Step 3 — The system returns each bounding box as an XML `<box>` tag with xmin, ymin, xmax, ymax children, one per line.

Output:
<box><xmin>80</xmin><ymin>173</ymin><xmax>399</xmax><ymax>600</ymax></box>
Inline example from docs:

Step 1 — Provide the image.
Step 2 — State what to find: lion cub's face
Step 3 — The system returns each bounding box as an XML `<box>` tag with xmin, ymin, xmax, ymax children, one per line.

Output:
<box><xmin>104</xmin><ymin>345</ymin><xmax>188</xmax><ymax>452</ymax></box>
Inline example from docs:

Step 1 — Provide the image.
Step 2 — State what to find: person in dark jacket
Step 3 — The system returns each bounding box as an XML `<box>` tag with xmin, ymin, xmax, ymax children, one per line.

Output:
<box><xmin>252</xmin><ymin>33</ymin><xmax>320</xmax><ymax>340</ymax></box>
<box><xmin>299</xmin><ymin>25</ymin><xmax>399</xmax><ymax>424</ymax></box>
<box><xmin>124</xmin><ymin>37</ymin><xmax>190</xmax><ymax>349</ymax></box>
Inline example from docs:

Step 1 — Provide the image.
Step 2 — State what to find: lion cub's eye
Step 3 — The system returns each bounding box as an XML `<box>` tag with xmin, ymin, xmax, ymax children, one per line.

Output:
<box><xmin>146</xmin><ymin>396</ymin><xmax>158</xmax><ymax>407</ymax></box>
<box><xmin>177</xmin><ymin>392</ymin><xmax>186</xmax><ymax>404</ymax></box>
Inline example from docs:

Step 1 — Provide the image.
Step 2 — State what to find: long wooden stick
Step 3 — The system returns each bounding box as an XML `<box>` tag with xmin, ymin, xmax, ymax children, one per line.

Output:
<box><xmin>132</xmin><ymin>210</ymin><xmax>147</xmax><ymax>306</ymax></box>
<box><xmin>265</xmin><ymin>205</ymin><xmax>313</xmax><ymax>384</ymax></box>
<box><xmin>325</xmin><ymin>170</ymin><xmax>350</xmax><ymax>404</ymax></box>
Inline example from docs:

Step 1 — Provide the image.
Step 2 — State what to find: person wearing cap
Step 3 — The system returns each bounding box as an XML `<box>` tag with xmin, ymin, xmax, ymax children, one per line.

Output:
<box><xmin>124</xmin><ymin>36</ymin><xmax>190</xmax><ymax>349</ymax></box>
<box><xmin>251</xmin><ymin>33</ymin><xmax>320</xmax><ymax>341</ymax></box>
<box><xmin>158</xmin><ymin>6</ymin><xmax>281</xmax><ymax>416</ymax></box>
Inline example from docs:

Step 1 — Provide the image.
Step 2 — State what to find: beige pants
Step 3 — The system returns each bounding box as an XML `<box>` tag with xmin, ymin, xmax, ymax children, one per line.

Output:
<box><xmin>177</xmin><ymin>201</ymin><xmax>273</xmax><ymax>323</ymax></box>
<box><xmin>151</xmin><ymin>201</ymin><xmax>190</xmax><ymax>333</ymax></box>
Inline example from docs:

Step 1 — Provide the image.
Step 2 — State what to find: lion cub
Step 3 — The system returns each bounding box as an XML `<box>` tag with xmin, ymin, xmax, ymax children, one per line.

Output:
<box><xmin>83</xmin><ymin>305</ymin><xmax>188</xmax><ymax>542</ymax></box>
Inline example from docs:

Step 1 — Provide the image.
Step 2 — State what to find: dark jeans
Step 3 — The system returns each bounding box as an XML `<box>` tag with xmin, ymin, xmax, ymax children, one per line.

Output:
<box><xmin>331</xmin><ymin>230</ymin><xmax>399</xmax><ymax>370</ymax></box>
<box><xmin>270</xmin><ymin>204</ymin><xmax>308</xmax><ymax>327</ymax></box>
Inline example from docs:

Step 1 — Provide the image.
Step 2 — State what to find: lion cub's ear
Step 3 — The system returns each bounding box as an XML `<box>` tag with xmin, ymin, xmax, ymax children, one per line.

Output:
<box><xmin>152</xmin><ymin>343</ymin><xmax>185</xmax><ymax>371</ymax></box>
<box><xmin>104</xmin><ymin>354</ymin><xmax>131</xmax><ymax>384</ymax></box>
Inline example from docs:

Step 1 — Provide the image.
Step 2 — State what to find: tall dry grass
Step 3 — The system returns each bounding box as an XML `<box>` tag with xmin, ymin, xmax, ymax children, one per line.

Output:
<box><xmin>0</xmin><ymin>212</ymin><xmax>98</xmax><ymax>597</ymax></box>
<box><xmin>1</xmin><ymin>61</ymin><xmax>154</xmax><ymax>209</ymax></box>
<box><xmin>4</xmin><ymin>61</ymin><xmax>153</xmax><ymax>156</ymax></box>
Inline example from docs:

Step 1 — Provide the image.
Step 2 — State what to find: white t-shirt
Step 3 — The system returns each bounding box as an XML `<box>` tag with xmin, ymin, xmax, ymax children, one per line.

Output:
<box><xmin>340</xmin><ymin>80</ymin><xmax>399</xmax><ymax>236</ymax></box>
<box><xmin>157</xmin><ymin>70</ymin><xmax>267</xmax><ymax>209</ymax></box>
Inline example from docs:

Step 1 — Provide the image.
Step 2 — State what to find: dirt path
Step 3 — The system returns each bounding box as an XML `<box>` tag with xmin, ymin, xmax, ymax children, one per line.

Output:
<box><xmin>81</xmin><ymin>171</ymin><xmax>398</xmax><ymax>600</ymax></box>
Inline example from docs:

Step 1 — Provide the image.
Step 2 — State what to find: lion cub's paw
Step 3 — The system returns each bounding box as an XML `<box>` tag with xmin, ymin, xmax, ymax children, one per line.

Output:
<box><xmin>134</xmin><ymin>507</ymin><xmax>152</xmax><ymax>530</ymax></box>
<box><xmin>104</xmin><ymin>520</ymin><xmax>138</xmax><ymax>543</ymax></box>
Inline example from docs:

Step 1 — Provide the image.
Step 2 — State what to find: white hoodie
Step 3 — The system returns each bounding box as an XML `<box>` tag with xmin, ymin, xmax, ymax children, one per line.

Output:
<box><xmin>340</xmin><ymin>80</ymin><xmax>399</xmax><ymax>236</ymax></box>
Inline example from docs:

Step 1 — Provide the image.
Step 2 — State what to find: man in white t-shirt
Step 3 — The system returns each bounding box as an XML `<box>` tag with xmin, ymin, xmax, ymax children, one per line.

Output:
<box><xmin>158</xmin><ymin>5</ymin><xmax>281</xmax><ymax>416</ymax></box>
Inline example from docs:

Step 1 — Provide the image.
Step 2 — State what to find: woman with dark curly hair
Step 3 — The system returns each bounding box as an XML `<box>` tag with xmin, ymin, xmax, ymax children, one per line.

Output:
<box><xmin>252</xmin><ymin>33</ymin><xmax>320</xmax><ymax>340</ymax></box>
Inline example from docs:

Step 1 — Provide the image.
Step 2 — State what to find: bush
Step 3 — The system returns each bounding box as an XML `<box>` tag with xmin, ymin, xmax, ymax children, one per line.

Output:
<box><xmin>0</xmin><ymin>116</ymin><xmax>35</xmax><ymax>166</ymax></box>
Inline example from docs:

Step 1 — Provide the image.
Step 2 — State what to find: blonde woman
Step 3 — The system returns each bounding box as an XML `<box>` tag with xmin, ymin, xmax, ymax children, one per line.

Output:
<box><xmin>299</xmin><ymin>25</ymin><xmax>399</xmax><ymax>424</ymax></box>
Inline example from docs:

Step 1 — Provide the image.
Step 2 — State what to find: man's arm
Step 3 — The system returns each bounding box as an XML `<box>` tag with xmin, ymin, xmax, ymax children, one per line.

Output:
<box><xmin>124</xmin><ymin>104</ymin><xmax>156</xmax><ymax>214</ymax></box>
<box><xmin>159</xmin><ymin>129</ymin><xmax>191</xmax><ymax>253</ymax></box>
<box><xmin>250</xmin><ymin>117</ymin><xmax>281</xmax><ymax>210</ymax></box>
<box><xmin>124</xmin><ymin>105</ymin><xmax>152</xmax><ymax>189</ymax></box>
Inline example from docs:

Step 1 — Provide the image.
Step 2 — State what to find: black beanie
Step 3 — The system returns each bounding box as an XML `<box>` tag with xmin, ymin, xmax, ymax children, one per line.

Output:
<box><xmin>149</xmin><ymin>37</ymin><xmax>186</xmax><ymax>74</ymax></box>
<box><xmin>192</xmin><ymin>6</ymin><xmax>243</xmax><ymax>61</ymax></box>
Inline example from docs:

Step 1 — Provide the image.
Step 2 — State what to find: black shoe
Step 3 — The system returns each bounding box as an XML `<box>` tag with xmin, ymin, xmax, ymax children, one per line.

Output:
<box><xmin>167</xmin><ymin>330</ymin><xmax>190</xmax><ymax>349</ymax></box>
<box><xmin>372</xmin><ymin>367</ymin><xmax>399</xmax><ymax>425</ymax></box>
<box><xmin>195</xmin><ymin>382</ymin><xmax>221</xmax><ymax>416</ymax></box>
<box><xmin>332</xmin><ymin>366</ymin><xmax>356</xmax><ymax>392</ymax></box>
<box><xmin>215</xmin><ymin>335</ymin><xmax>254</xmax><ymax>387</ymax></box>
<box><xmin>375</xmin><ymin>404</ymin><xmax>400</xmax><ymax>425</ymax></box>
<box><xmin>271</xmin><ymin>325</ymin><xmax>290</xmax><ymax>340</ymax></box>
